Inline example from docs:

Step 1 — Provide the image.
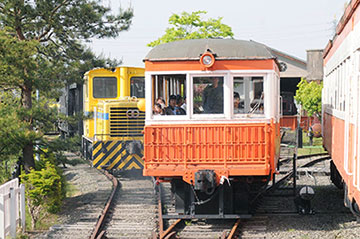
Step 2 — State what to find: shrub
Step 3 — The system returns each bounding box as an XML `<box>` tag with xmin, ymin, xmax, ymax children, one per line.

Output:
<box><xmin>20</xmin><ymin>160</ymin><xmax>64</xmax><ymax>230</ymax></box>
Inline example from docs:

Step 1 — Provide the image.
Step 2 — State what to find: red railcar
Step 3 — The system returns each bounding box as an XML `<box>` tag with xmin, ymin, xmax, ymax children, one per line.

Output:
<box><xmin>323</xmin><ymin>0</ymin><xmax>360</xmax><ymax>217</ymax></box>
<box><xmin>143</xmin><ymin>39</ymin><xmax>281</xmax><ymax>218</ymax></box>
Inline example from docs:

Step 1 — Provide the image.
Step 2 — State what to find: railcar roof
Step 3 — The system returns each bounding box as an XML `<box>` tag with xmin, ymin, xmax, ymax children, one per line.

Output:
<box><xmin>144</xmin><ymin>39</ymin><xmax>276</xmax><ymax>62</ymax></box>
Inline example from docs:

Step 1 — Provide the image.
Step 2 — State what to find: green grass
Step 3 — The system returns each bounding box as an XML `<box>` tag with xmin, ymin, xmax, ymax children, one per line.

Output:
<box><xmin>298</xmin><ymin>131</ymin><xmax>326</xmax><ymax>156</ymax></box>
<box><xmin>24</xmin><ymin>204</ymin><xmax>59</xmax><ymax>231</ymax></box>
<box><xmin>298</xmin><ymin>146</ymin><xmax>326</xmax><ymax>156</ymax></box>
<box><xmin>65</xmin><ymin>181</ymin><xmax>80</xmax><ymax>197</ymax></box>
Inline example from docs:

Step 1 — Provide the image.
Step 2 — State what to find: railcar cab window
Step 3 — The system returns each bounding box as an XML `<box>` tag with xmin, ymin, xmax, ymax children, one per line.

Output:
<box><xmin>130</xmin><ymin>77</ymin><xmax>145</xmax><ymax>98</ymax></box>
<box><xmin>93</xmin><ymin>77</ymin><xmax>117</xmax><ymax>98</ymax></box>
<box><xmin>193</xmin><ymin>77</ymin><xmax>224</xmax><ymax>114</ymax></box>
<box><xmin>233</xmin><ymin>77</ymin><xmax>264</xmax><ymax>115</ymax></box>
<box><xmin>151</xmin><ymin>74</ymin><xmax>186</xmax><ymax>117</ymax></box>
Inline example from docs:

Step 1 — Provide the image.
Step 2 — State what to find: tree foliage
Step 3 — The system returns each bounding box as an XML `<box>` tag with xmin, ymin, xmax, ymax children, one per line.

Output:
<box><xmin>0</xmin><ymin>1</ymin><xmax>133</xmax><ymax>171</ymax></box>
<box><xmin>148</xmin><ymin>10</ymin><xmax>234</xmax><ymax>47</ymax></box>
<box><xmin>294</xmin><ymin>78</ymin><xmax>323</xmax><ymax>117</ymax></box>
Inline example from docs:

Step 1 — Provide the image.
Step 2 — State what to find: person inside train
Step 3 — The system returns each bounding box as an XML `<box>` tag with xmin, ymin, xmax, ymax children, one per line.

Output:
<box><xmin>164</xmin><ymin>94</ymin><xmax>186</xmax><ymax>115</ymax></box>
<box><xmin>234</xmin><ymin>92</ymin><xmax>241</xmax><ymax>114</ymax></box>
<box><xmin>202</xmin><ymin>77</ymin><xmax>223</xmax><ymax>114</ymax></box>
<box><xmin>156</xmin><ymin>97</ymin><xmax>166</xmax><ymax>109</ymax></box>
<box><xmin>181</xmin><ymin>96</ymin><xmax>187</xmax><ymax>111</ymax></box>
<box><xmin>153</xmin><ymin>103</ymin><xmax>164</xmax><ymax>115</ymax></box>
<box><xmin>250</xmin><ymin>92</ymin><xmax>264</xmax><ymax>114</ymax></box>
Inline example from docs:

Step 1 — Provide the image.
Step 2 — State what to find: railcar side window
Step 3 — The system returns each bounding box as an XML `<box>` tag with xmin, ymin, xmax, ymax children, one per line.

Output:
<box><xmin>130</xmin><ymin>77</ymin><xmax>145</xmax><ymax>98</ymax></box>
<box><xmin>233</xmin><ymin>77</ymin><xmax>264</xmax><ymax>114</ymax></box>
<box><xmin>93</xmin><ymin>77</ymin><xmax>117</xmax><ymax>98</ymax></box>
<box><xmin>151</xmin><ymin>74</ymin><xmax>186</xmax><ymax>116</ymax></box>
<box><xmin>193</xmin><ymin>77</ymin><xmax>224</xmax><ymax>114</ymax></box>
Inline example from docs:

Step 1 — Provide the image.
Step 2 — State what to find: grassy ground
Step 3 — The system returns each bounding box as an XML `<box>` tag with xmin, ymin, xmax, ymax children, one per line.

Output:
<box><xmin>297</xmin><ymin>131</ymin><xmax>326</xmax><ymax>156</ymax></box>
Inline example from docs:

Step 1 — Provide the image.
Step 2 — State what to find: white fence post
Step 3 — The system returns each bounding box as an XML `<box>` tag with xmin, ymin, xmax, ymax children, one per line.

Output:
<box><xmin>0</xmin><ymin>179</ymin><xmax>25</xmax><ymax>239</ymax></box>
<box><xmin>20</xmin><ymin>184</ymin><xmax>25</xmax><ymax>232</ymax></box>
<box><xmin>10</xmin><ymin>188</ymin><xmax>16</xmax><ymax>239</ymax></box>
<box><xmin>0</xmin><ymin>195</ymin><xmax>5</xmax><ymax>239</ymax></box>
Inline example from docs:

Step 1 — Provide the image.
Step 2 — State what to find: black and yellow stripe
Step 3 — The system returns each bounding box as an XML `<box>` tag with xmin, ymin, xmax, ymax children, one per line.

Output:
<box><xmin>92</xmin><ymin>140</ymin><xmax>144</xmax><ymax>170</ymax></box>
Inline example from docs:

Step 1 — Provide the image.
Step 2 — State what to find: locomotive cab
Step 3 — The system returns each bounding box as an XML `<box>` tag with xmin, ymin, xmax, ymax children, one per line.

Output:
<box><xmin>143</xmin><ymin>39</ymin><xmax>281</xmax><ymax>218</ymax></box>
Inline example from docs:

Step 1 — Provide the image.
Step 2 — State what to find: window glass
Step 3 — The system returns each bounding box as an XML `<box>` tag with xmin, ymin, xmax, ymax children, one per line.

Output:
<box><xmin>193</xmin><ymin>77</ymin><xmax>224</xmax><ymax>114</ymax></box>
<box><xmin>233</xmin><ymin>77</ymin><xmax>264</xmax><ymax>114</ymax></box>
<box><xmin>130</xmin><ymin>77</ymin><xmax>145</xmax><ymax>98</ymax></box>
<box><xmin>152</xmin><ymin>75</ymin><xmax>186</xmax><ymax>116</ymax></box>
<box><xmin>93</xmin><ymin>77</ymin><xmax>117</xmax><ymax>98</ymax></box>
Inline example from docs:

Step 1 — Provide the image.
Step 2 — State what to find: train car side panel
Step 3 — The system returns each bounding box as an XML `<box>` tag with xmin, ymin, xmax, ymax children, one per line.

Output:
<box><xmin>323</xmin><ymin>0</ymin><xmax>360</xmax><ymax>214</ymax></box>
<box><xmin>144</xmin><ymin>122</ymin><xmax>279</xmax><ymax>185</ymax></box>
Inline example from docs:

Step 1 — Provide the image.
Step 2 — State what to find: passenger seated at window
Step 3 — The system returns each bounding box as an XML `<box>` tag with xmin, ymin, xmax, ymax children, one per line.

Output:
<box><xmin>250</xmin><ymin>92</ymin><xmax>264</xmax><ymax>113</ymax></box>
<box><xmin>176</xmin><ymin>95</ymin><xmax>186</xmax><ymax>113</ymax></box>
<box><xmin>164</xmin><ymin>95</ymin><xmax>186</xmax><ymax>115</ymax></box>
<box><xmin>181</xmin><ymin>96</ymin><xmax>187</xmax><ymax>111</ymax></box>
<box><xmin>153</xmin><ymin>103</ymin><xmax>164</xmax><ymax>115</ymax></box>
<box><xmin>202</xmin><ymin>78</ymin><xmax>223</xmax><ymax>113</ymax></box>
<box><xmin>234</xmin><ymin>92</ymin><xmax>242</xmax><ymax>114</ymax></box>
<box><xmin>156</xmin><ymin>97</ymin><xmax>166</xmax><ymax>109</ymax></box>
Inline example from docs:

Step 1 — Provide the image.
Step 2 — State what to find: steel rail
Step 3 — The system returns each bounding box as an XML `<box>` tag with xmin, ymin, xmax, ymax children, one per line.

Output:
<box><xmin>226</xmin><ymin>219</ymin><xmax>241</xmax><ymax>239</ymax></box>
<box><xmin>268</xmin><ymin>154</ymin><xmax>330</xmax><ymax>193</ymax></box>
<box><xmin>89</xmin><ymin>170</ymin><xmax>119</xmax><ymax>239</ymax></box>
<box><xmin>279</xmin><ymin>152</ymin><xmax>328</xmax><ymax>165</ymax></box>
<box><xmin>157</xmin><ymin>183</ymin><xmax>183</xmax><ymax>239</ymax></box>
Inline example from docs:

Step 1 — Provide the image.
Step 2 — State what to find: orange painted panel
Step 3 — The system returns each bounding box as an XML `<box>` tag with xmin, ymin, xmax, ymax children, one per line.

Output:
<box><xmin>325</xmin><ymin>115</ymin><xmax>345</xmax><ymax>175</ymax></box>
<box><xmin>143</xmin><ymin>123</ymin><xmax>280</xmax><ymax>185</ymax></box>
<box><xmin>349</xmin><ymin>124</ymin><xmax>357</xmax><ymax>187</ymax></box>
<box><xmin>280</xmin><ymin>116</ymin><xmax>314</xmax><ymax>130</ymax></box>
<box><xmin>323</xmin><ymin>113</ymin><xmax>360</xmax><ymax>204</ymax></box>
<box><xmin>145</xmin><ymin>59</ymin><xmax>277</xmax><ymax>72</ymax></box>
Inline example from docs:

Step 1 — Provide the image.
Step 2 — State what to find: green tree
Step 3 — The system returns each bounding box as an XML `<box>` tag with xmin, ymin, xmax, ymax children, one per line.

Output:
<box><xmin>0</xmin><ymin>1</ymin><xmax>133</xmax><ymax>171</ymax></box>
<box><xmin>148</xmin><ymin>10</ymin><xmax>234</xmax><ymax>47</ymax></box>
<box><xmin>294</xmin><ymin>78</ymin><xmax>323</xmax><ymax>118</ymax></box>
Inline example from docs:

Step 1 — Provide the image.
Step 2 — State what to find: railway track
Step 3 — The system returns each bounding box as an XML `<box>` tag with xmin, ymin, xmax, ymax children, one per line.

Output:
<box><xmin>90</xmin><ymin>153</ymin><xmax>331</xmax><ymax>239</ymax></box>
<box><xmin>90</xmin><ymin>170</ymin><xmax>157</xmax><ymax>239</ymax></box>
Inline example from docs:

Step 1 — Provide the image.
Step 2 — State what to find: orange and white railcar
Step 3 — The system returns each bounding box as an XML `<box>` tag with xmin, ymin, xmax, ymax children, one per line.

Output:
<box><xmin>323</xmin><ymin>0</ymin><xmax>360</xmax><ymax>216</ymax></box>
<box><xmin>143</xmin><ymin>39</ymin><xmax>281</xmax><ymax>218</ymax></box>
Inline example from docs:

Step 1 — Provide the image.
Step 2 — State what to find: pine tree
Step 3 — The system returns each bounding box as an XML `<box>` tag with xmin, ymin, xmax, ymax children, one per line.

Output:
<box><xmin>0</xmin><ymin>1</ymin><xmax>133</xmax><ymax>171</ymax></box>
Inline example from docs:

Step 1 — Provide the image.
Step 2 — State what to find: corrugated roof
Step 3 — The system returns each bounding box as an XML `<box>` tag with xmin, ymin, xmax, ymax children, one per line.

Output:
<box><xmin>144</xmin><ymin>39</ymin><xmax>276</xmax><ymax>61</ymax></box>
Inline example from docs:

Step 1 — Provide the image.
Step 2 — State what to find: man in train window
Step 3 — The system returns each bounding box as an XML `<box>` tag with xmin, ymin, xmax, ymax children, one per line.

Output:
<box><xmin>164</xmin><ymin>94</ymin><xmax>186</xmax><ymax>115</ymax></box>
<box><xmin>202</xmin><ymin>77</ymin><xmax>224</xmax><ymax>114</ymax></box>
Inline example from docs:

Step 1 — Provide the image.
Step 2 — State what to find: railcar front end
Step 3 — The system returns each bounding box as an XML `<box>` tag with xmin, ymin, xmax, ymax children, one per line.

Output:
<box><xmin>143</xmin><ymin>39</ymin><xmax>281</xmax><ymax>218</ymax></box>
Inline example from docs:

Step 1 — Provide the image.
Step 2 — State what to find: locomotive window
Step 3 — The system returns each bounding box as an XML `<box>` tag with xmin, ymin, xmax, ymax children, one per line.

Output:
<box><xmin>193</xmin><ymin>77</ymin><xmax>224</xmax><ymax>114</ymax></box>
<box><xmin>130</xmin><ymin>77</ymin><xmax>145</xmax><ymax>98</ymax></box>
<box><xmin>93</xmin><ymin>77</ymin><xmax>117</xmax><ymax>98</ymax></box>
<box><xmin>233</xmin><ymin>77</ymin><xmax>264</xmax><ymax>114</ymax></box>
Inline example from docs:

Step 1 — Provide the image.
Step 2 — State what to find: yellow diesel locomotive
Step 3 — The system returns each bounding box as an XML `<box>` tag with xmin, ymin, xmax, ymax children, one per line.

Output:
<box><xmin>82</xmin><ymin>67</ymin><xmax>145</xmax><ymax>170</ymax></box>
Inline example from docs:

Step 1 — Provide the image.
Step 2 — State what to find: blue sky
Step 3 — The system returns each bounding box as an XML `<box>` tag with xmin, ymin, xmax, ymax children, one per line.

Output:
<box><xmin>89</xmin><ymin>0</ymin><xmax>349</xmax><ymax>67</ymax></box>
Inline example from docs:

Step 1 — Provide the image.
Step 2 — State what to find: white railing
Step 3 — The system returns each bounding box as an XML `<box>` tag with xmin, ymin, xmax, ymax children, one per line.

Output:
<box><xmin>0</xmin><ymin>178</ymin><xmax>25</xmax><ymax>239</ymax></box>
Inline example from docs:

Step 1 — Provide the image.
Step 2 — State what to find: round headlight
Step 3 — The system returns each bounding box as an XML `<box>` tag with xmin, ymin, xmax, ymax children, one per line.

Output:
<box><xmin>200</xmin><ymin>52</ymin><xmax>215</xmax><ymax>68</ymax></box>
<box><xmin>202</xmin><ymin>55</ymin><xmax>213</xmax><ymax>65</ymax></box>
